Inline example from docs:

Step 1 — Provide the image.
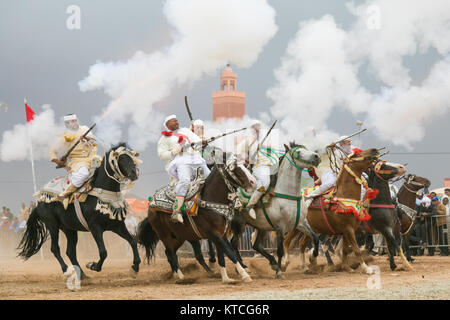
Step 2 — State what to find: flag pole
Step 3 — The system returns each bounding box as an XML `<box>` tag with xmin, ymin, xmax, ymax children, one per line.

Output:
<box><xmin>24</xmin><ymin>98</ymin><xmax>37</xmax><ymax>194</ymax></box>
<box><xmin>24</xmin><ymin>98</ymin><xmax>42</xmax><ymax>260</ymax></box>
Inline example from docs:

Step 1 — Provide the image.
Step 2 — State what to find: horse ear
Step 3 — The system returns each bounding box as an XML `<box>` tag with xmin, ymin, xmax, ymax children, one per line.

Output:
<box><xmin>284</xmin><ymin>144</ymin><xmax>289</xmax><ymax>152</ymax></box>
<box><xmin>113</xmin><ymin>151</ymin><xmax>119</xmax><ymax>157</ymax></box>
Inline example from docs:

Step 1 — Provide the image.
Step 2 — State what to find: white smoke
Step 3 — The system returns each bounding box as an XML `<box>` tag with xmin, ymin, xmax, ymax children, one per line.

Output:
<box><xmin>267</xmin><ymin>0</ymin><xmax>450</xmax><ymax>149</ymax></box>
<box><xmin>79</xmin><ymin>0</ymin><xmax>278</xmax><ymax>151</ymax></box>
<box><xmin>0</xmin><ymin>105</ymin><xmax>62</xmax><ymax>162</ymax></box>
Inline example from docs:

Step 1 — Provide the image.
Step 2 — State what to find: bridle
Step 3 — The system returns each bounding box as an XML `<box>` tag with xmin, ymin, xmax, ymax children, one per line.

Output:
<box><xmin>373</xmin><ymin>160</ymin><xmax>397</xmax><ymax>182</ymax></box>
<box><xmin>104</xmin><ymin>146</ymin><xmax>141</xmax><ymax>184</ymax></box>
<box><xmin>216</xmin><ymin>156</ymin><xmax>246</xmax><ymax>209</ymax></box>
<box><xmin>402</xmin><ymin>175</ymin><xmax>428</xmax><ymax>194</ymax></box>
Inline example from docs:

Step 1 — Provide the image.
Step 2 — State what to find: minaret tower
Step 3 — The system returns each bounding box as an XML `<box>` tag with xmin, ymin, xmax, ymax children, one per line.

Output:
<box><xmin>212</xmin><ymin>64</ymin><xmax>245</xmax><ymax>122</ymax></box>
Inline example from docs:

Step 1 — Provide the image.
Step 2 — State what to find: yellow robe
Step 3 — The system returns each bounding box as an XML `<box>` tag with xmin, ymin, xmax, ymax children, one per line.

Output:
<box><xmin>49</xmin><ymin>125</ymin><xmax>97</xmax><ymax>173</ymax></box>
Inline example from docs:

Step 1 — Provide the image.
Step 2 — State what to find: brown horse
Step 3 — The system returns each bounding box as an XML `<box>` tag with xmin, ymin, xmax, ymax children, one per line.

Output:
<box><xmin>396</xmin><ymin>174</ymin><xmax>431</xmax><ymax>262</ymax></box>
<box><xmin>137</xmin><ymin>152</ymin><xmax>257</xmax><ymax>283</ymax></box>
<box><xmin>290</xmin><ymin>148</ymin><xmax>380</xmax><ymax>274</ymax></box>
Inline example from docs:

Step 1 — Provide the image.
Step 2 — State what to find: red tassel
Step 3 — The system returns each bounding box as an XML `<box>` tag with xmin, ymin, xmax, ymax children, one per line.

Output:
<box><xmin>365</xmin><ymin>188</ymin><xmax>379</xmax><ymax>200</ymax></box>
<box><xmin>352</xmin><ymin>148</ymin><xmax>363</xmax><ymax>155</ymax></box>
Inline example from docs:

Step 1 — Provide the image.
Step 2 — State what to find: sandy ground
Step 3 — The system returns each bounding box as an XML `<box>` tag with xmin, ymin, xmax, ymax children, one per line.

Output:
<box><xmin>1</xmin><ymin>244</ymin><xmax>449</xmax><ymax>300</ymax></box>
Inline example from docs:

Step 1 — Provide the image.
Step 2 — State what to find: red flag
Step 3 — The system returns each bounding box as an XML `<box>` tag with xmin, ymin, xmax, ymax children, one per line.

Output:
<box><xmin>25</xmin><ymin>100</ymin><xmax>35</xmax><ymax>123</ymax></box>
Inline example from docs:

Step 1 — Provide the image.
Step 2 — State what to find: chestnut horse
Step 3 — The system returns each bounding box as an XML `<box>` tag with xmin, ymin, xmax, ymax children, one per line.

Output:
<box><xmin>292</xmin><ymin>148</ymin><xmax>380</xmax><ymax>274</ymax></box>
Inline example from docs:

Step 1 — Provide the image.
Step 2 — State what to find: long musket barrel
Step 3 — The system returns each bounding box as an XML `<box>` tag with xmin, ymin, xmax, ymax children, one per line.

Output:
<box><xmin>56</xmin><ymin>123</ymin><xmax>97</xmax><ymax>168</ymax></box>
<box><xmin>188</xmin><ymin>127</ymin><xmax>247</xmax><ymax>148</ymax></box>
<box><xmin>331</xmin><ymin>128</ymin><xmax>367</xmax><ymax>146</ymax></box>
<box><xmin>250</xmin><ymin>120</ymin><xmax>277</xmax><ymax>162</ymax></box>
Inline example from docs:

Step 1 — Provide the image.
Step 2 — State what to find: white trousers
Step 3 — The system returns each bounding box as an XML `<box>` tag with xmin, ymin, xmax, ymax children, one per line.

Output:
<box><xmin>320</xmin><ymin>169</ymin><xmax>366</xmax><ymax>199</ymax></box>
<box><xmin>69</xmin><ymin>166</ymin><xmax>90</xmax><ymax>188</ymax></box>
<box><xmin>253</xmin><ymin>165</ymin><xmax>271</xmax><ymax>192</ymax></box>
<box><xmin>175</xmin><ymin>163</ymin><xmax>211</xmax><ymax>196</ymax></box>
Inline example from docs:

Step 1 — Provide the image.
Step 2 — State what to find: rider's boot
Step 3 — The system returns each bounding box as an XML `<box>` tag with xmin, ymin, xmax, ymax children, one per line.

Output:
<box><xmin>247</xmin><ymin>187</ymin><xmax>265</xmax><ymax>220</ymax></box>
<box><xmin>58</xmin><ymin>183</ymin><xmax>78</xmax><ymax>209</ymax></box>
<box><xmin>171</xmin><ymin>196</ymin><xmax>185</xmax><ymax>223</ymax></box>
<box><xmin>304</xmin><ymin>187</ymin><xmax>323</xmax><ymax>208</ymax></box>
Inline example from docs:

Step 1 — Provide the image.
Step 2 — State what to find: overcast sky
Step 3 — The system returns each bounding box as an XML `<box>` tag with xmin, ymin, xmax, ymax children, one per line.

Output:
<box><xmin>1</xmin><ymin>0</ymin><xmax>449</xmax><ymax>214</ymax></box>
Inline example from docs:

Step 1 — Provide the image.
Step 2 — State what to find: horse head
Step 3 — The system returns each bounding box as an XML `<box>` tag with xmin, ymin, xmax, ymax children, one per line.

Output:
<box><xmin>218</xmin><ymin>151</ymin><xmax>256</xmax><ymax>189</ymax></box>
<box><xmin>344</xmin><ymin>148</ymin><xmax>380</xmax><ymax>172</ymax></box>
<box><xmin>370</xmin><ymin>160</ymin><xmax>406</xmax><ymax>182</ymax></box>
<box><xmin>404</xmin><ymin>174</ymin><xmax>431</xmax><ymax>191</ymax></box>
<box><xmin>108</xmin><ymin>143</ymin><xmax>142</xmax><ymax>182</ymax></box>
<box><xmin>284</xmin><ymin>142</ymin><xmax>321</xmax><ymax>168</ymax></box>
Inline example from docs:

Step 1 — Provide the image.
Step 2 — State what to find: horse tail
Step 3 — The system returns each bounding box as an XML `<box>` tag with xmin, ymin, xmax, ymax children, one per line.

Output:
<box><xmin>136</xmin><ymin>219</ymin><xmax>159</xmax><ymax>263</ymax></box>
<box><xmin>17</xmin><ymin>206</ymin><xmax>48</xmax><ymax>260</ymax></box>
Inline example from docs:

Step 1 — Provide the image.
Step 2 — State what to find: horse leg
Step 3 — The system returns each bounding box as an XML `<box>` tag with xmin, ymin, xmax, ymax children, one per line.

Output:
<box><xmin>339</xmin><ymin>236</ymin><xmax>353</xmax><ymax>272</ymax></box>
<box><xmin>110</xmin><ymin>223</ymin><xmax>141</xmax><ymax>275</ymax></box>
<box><xmin>207</xmin><ymin>240</ymin><xmax>216</xmax><ymax>264</ymax></box>
<box><xmin>381</xmin><ymin>228</ymin><xmax>398</xmax><ymax>271</ymax></box>
<box><xmin>211</xmin><ymin>234</ymin><xmax>252</xmax><ymax>283</ymax></box>
<box><xmin>229</xmin><ymin>235</ymin><xmax>250</xmax><ymax>273</ymax></box>
<box><xmin>298</xmin><ymin>234</ymin><xmax>311</xmax><ymax>271</ymax></box>
<box><xmin>48</xmin><ymin>225</ymin><xmax>69</xmax><ymax>274</ymax></box>
<box><xmin>343</xmin><ymin>229</ymin><xmax>373</xmax><ymax>275</ymax></box>
<box><xmin>86</xmin><ymin>226</ymin><xmax>107</xmax><ymax>272</ymax></box>
<box><xmin>63</xmin><ymin>229</ymin><xmax>88</xmax><ymax>280</ymax></box>
<box><xmin>189</xmin><ymin>240</ymin><xmax>214</xmax><ymax>274</ymax></box>
<box><xmin>252</xmin><ymin>230</ymin><xmax>279</xmax><ymax>274</ymax></box>
<box><xmin>275</xmin><ymin>231</ymin><xmax>285</xmax><ymax>278</ymax></box>
<box><xmin>281</xmin><ymin>229</ymin><xmax>301</xmax><ymax>272</ymax></box>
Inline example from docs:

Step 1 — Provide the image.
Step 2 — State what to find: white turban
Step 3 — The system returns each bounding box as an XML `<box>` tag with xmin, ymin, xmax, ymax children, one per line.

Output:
<box><xmin>164</xmin><ymin>114</ymin><xmax>177</xmax><ymax>130</ymax></box>
<box><xmin>421</xmin><ymin>196</ymin><xmax>431</xmax><ymax>207</ymax></box>
<box><xmin>193</xmin><ymin>119</ymin><xmax>204</xmax><ymax>126</ymax></box>
<box><xmin>64</xmin><ymin>114</ymin><xmax>78</xmax><ymax>122</ymax></box>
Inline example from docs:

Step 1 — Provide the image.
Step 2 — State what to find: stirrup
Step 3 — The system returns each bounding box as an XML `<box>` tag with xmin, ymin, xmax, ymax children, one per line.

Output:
<box><xmin>248</xmin><ymin>207</ymin><xmax>257</xmax><ymax>220</ymax></box>
<box><xmin>171</xmin><ymin>211</ymin><xmax>184</xmax><ymax>223</ymax></box>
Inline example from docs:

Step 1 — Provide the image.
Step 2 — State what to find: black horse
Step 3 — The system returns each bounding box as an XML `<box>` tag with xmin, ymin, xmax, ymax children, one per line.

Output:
<box><xmin>357</xmin><ymin>160</ymin><xmax>412</xmax><ymax>271</ymax></box>
<box><xmin>17</xmin><ymin>143</ymin><xmax>141</xmax><ymax>279</ymax></box>
<box><xmin>137</xmin><ymin>152</ymin><xmax>256</xmax><ymax>284</ymax></box>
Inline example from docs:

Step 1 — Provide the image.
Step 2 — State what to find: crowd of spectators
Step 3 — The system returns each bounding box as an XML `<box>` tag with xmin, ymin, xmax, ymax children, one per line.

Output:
<box><xmin>408</xmin><ymin>188</ymin><xmax>450</xmax><ymax>256</ymax></box>
<box><xmin>0</xmin><ymin>201</ymin><xmax>35</xmax><ymax>253</ymax></box>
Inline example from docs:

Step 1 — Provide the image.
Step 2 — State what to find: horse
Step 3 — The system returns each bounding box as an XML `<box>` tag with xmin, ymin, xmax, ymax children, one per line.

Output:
<box><xmin>17</xmin><ymin>143</ymin><xmax>142</xmax><ymax>279</ymax></box>
<box><xmin>137</xmin><ymin>152</ymin><xmax>257</xmax><ymax>283</ymax></box>
<box><xmin>229</xmin><ymin>143</ymin><xmax>321</xmax><ymax>278</ymax></box>
<box><xmin>395</xmin><ymin>174</ymin><xmax>431</xmax><ymax>262</ymax></box>
<box><xmin>349</xmin><ymin>160</ymin><xmax>412</xmax><ymax>271</ymax></box>
<box><xmin>292</xmin><ymin>148</ymin><xmax>380</xmax><ymax>274</ymax></box>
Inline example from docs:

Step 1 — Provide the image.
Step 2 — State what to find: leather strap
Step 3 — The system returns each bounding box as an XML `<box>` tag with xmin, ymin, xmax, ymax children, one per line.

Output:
<box><xmin>319</xmin><ymin>197</ymin><xmax>339</xmax><ymax>236</ymax></box>
<box><xmin>74</xmin><ymin>197</ymin><xmax>90</xmax><ymax>231</ymax></box>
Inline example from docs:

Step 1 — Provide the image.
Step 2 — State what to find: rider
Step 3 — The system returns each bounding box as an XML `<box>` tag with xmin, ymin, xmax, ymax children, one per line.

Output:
<box><xmin>304</xmin><ymin>136</ymin><xmax>358</xmax><ymax>206</ymax></box>
<box><xmin>237</xmin><ymin>120</ymin><xmax>278</xmax><ymax>220</ymax></box>
<box><xmin>50</xmin><ymin>114</ymin><xmax>97</xmax><ymax>205</ymax></box>
<box><xmin>157</xmin><ymin>114</ymin><xmax>210</xmax><ymax>223</ymax></box>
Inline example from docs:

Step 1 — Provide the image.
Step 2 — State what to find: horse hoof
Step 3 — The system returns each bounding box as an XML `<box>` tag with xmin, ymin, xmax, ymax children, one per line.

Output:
<box><xmin>86</xmin><ymin>262</ymin><xmax>100</xmax><ymax>272</ymax></box>
<box><xmin>244</xmin><ymin>267</ymin><xmax>252</xmax><ymax>274</ymax></box>
<box><xmin>276</xmin><ymin>271</ymin><xmax>284</xmax><ymax>279</ymax></box>
<box><xmin>270</xmin><ymin>264</ymin><xmax>278</xmax><ymax>271</ymax></box>
<box><xmin>223</xmin><ymin>278</ymin><xmax>237</xmax><ymax>284</ymax></box>
<box><xmin>131</xmin><ymin>264</ymin><xmax>140</xmax><ymax>273</ymax></box>
<box><xmin>129</xmin><ymin>268</ymin><xmax>138</xmax><ymax>278</ymax></box>
<box><xmin>242</xmin><ymin>275</ymin><xmax>252</xmax><ymax>283</ymax></box>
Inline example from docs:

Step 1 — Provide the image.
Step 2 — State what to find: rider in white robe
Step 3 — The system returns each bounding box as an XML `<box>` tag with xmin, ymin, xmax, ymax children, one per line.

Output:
<box><xmin>304</xmin><ymin>136</ymin><xmax>359</xmax><ymax>205</ymax></box>
<box><xmin>157</xmin><ymin>115</ymin><xmax>210</xmax><ymax>223</ymax></box>
<box><xmin>236</xmin><ymin>120</ymin><xmax>278</xmax><ymax>220</ymax></box>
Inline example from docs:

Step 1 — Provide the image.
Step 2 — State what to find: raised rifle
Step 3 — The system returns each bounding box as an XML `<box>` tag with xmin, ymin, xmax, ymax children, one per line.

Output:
<box><xmin>187</xmin><ymin>127</ymin><xmax>247</xmax><ymax>149</ymax></box>
<box><xmin>249</xmin><ymin>120</ymin><xmax>277</xmax><ymax>164</ymax></box>
<box><xmin>56</xmin><ymin>123</ymin><xmax>97</xmax><ymax>169</ymax></box>
<box><xmin>185</xmin><ymin>96</ymin><xmax>194</xmax><ymax>124</ymax></box>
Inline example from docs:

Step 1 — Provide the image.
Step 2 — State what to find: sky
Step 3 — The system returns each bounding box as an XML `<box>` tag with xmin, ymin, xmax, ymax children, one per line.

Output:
<box><xmin>1</xmin><ymin>0</ymin><xmax>449</xmax><ymax>214</ymax></box>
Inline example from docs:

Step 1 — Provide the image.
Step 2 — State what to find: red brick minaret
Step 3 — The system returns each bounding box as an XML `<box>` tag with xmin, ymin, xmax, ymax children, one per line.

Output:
<box><xmin>212</xmin><ymin>64</ymin><xmax>245</xmax><ymax>122</ymax></box>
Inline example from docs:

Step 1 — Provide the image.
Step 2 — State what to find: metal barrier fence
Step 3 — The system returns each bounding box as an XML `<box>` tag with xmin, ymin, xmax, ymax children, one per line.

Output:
<box><xmin>374</xmin><ymin>214</ymin><xmax>449</xmax><ymax>255</ymax></box>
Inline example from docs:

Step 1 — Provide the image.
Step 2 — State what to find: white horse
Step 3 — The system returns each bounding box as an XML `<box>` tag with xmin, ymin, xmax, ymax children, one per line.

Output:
<box><xmin>232</xmin><ymin>143</ymin><xmax>320</xmax><ymax>278</ymax></box>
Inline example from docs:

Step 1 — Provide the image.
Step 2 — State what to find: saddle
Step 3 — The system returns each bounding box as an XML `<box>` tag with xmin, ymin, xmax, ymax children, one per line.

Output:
<box><xmin>148</xmin><ymin>167</ymin><xmax>206</xmax><ymax>215</ymax></box>
<box><xmin>34</xmin><ymin>156</ymin><xmax>102</xmax><ymax>205</ymax></box>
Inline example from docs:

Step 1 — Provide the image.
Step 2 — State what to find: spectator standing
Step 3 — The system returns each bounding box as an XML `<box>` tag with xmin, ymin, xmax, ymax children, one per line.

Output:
<box><xmin>19</xmin><ymin>203</ymin><xmax>30</xmax><ymax>222</ymax></box>
<box><xmin>435</xmin><ymin>197</ymin><xmax>449</xmax><ymax>256</ymax></box>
